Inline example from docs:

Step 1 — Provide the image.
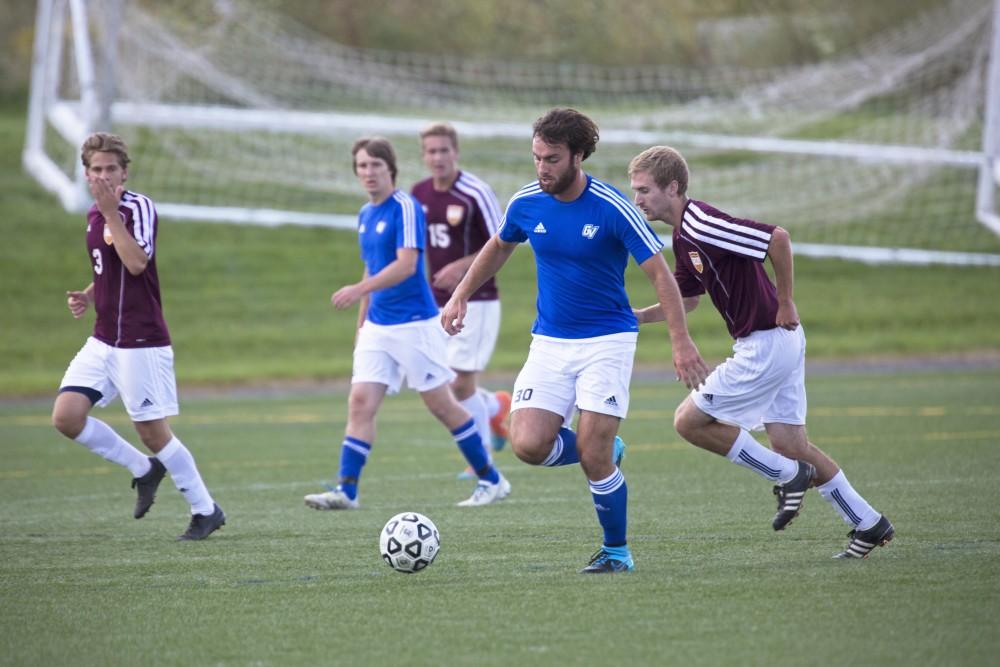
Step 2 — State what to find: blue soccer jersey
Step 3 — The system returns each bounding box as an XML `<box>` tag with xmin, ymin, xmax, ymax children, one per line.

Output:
<box><xmin>499</xmin><ymin>175</ymin><xmax>664</xmax><ymax>339</ymax></box>
<box><xmin>358</xmin><ymin>190</ymin><xmax>439</xmax><ymax>325</ymax></box>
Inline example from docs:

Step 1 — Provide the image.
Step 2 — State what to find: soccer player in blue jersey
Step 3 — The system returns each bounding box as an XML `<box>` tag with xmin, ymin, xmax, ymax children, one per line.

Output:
<box><xmin>304</xmin><ymin>137</ymin><xmax>509</xmax><ymax>511</ymax></box>
<box><xmin>441</xmin><ymin>109</ymin><xmax>710</xmax><ymax>573</ymax></box>
<box><xmin>628</xmin><ymin>145</ymin><xmax>893</xmax><ymax>559</ymax></box>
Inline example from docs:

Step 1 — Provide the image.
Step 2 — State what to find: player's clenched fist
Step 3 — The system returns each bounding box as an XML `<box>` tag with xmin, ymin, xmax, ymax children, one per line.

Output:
<box><xmin>440</xmin><ymin>298</ymin><xmax>467</xmax><ymax>336</ymax></box>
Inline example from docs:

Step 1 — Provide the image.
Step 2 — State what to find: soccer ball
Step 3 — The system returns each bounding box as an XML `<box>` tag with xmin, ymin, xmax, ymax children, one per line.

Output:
<box><xmin>379</xmin><ymin>512</ymin><xmax>440</xmax><ymax>573</ymax></box>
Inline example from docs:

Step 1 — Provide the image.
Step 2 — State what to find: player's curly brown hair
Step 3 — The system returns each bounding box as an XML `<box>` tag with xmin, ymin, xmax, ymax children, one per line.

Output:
<box><xmin>531</xmin><ymin>108</ymin><xmax>599</xmax><ymax>161</ymax></box>
<box><xmin>81</xmin><ymin>132</ymin><xmax>131</xmax><ymax>170</ymax></box>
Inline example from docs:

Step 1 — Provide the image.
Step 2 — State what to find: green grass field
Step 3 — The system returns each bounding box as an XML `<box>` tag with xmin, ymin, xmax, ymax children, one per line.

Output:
<box><xmin>2</xmin><ymin>369</ymin><xmax>999</xmax><ymax>666</ymax></box>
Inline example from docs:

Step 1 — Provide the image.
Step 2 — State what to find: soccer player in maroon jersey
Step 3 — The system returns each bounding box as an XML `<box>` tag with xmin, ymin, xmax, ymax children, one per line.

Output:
<box><xmin>51</xmin><ymin>133</ymin><xmax>225</xmax><ymax>541</ymax></box>
<box><xmin>411</xmin><ymin>123</ymin><xmax>511</xmax><ymax>479</ymax></box>
<box><xmin>628</xmin><ymin>145</ymin><xmax>893</xmax><ymax>559</ymax></box>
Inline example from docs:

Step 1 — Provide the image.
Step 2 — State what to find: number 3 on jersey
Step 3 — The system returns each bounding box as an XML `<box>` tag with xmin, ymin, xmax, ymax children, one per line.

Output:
<box><xmin>428</xmin><ymin>223</ymin><xmax>451</xmax><ymax>248</ymax></box>
<box><xmin>91</xmin><ymin>248</ymin><xmax>104</xmax><ymax>275</ymax></box>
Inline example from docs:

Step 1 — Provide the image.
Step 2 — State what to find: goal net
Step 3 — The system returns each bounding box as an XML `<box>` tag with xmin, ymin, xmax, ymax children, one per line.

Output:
<box><xmin>24</xmin><ymin>0</ymin><xmax>1000</xmax><ymax>265</ymax></box>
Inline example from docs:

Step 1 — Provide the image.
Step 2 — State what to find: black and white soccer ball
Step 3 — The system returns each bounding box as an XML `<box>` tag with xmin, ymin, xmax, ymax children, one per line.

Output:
<box><xmin>379</xmin><ymin>512</ymin><xmax>440</xmax><ymax>573</ymax></box>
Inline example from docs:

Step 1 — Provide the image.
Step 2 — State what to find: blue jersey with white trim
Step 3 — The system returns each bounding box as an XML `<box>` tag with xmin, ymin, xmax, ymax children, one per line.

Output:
<box><xmin>358</xmin><ymin>190</ymin><xmax>438</xmax><ymax>325</ymax></box>
<box><xmin>498</xmin><ymin>175</ymin><xmax>664</xmax><ymax>339</ymax></box>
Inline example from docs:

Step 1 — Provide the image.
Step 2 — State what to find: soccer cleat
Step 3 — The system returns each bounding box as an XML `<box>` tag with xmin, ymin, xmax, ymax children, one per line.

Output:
<box><xmin>612</xmin><ymin>435</ymin><xmax>627</xmax><ymax>467</ymax></box>
<box><xmin>772</xmin><ymin>460</ymin><xmax>816</xmax><ymax>530</ymax></box>
<box><xmin>304</xmin><ymin>486</ymin><xmax>360</xmax><ymax>510</ymax></box>
<box><xmin>489</xmin><ymin>390</ymin><xmax>512</xmax><ymax>451</ymax></box>
<box><xmin>834</xmin><ymin>514</ymin><xmax>894</xmax><ymax>559</ymax></box>
<box><xmin>580</xmin><ymin>548</ymin><xmax>635</xmax><ymax>574</ymax></box>
<box><xmin>131</xmin><ymin>457</ymin><xmax>167</xmax><ymax>519</ymax></box>
<box><xmin>457</xmin><ymin>473</ymin><xmax>511</xmax><ymax>507</ymax></box>
<box><xmin>178</xmin><ymin>503</ymin><xmax>226</xmax><ymax>541</ymax></box>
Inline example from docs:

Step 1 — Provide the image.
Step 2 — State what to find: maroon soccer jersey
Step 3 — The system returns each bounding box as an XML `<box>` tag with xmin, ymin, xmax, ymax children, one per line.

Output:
<box><xmin>85</xmin><ymin>190</ymin><xmax>170</xmax><ymax>348</ymax></box>
<box><xmin>411</xmin><ymin>171</ymin><xmax>501</xmax><ymax>306</ymax></box>
<box><xmin>672</xmin><ymin>199</ymin><xmax>779</xmax><ymax>339</ymax></box>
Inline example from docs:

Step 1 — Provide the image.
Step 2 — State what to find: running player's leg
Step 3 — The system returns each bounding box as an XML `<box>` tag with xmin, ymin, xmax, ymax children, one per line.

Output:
<box><xmin>573</xmin><ymin>338</ymin><xmax>636</xmax><ymax>573</ymax></box>
<box><xmin>54</xmin><ymin>338</ymin><xmax>163</xmax><ymax>520</ymax></box>
<box><xmin>116</xmin><ymin>345</ymin><xmax>223</xmax><ymax>538</ymax></box>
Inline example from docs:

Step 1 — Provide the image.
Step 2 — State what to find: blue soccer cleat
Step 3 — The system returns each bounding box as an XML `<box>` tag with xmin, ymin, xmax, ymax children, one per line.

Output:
<box><xmin>580</xmin><ymin>548</ymin><xmax>635</xmax><ymax>574</ymax></box>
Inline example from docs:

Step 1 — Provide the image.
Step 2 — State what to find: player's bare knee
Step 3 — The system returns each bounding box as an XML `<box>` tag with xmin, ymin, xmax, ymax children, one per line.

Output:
<box><xmin>510</xmin><ymin>439</ymin><xmax>547</xmax><ymax>465</ymax></box>
<box><xmin>51</xmin><ymin>409</ymin><xmax>84</xmax><ymax>439</ymax></box>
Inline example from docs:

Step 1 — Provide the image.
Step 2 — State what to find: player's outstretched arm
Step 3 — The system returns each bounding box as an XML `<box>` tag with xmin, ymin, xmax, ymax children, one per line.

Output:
<box><xmin>767</xmin><ymin>227</ymin><xmax>800</xmax><ymax>330</ymax></box>
<box><xmin>639</xmin><ymin>254</ymin><xmax>710</xmax><ymax>389</ymax></box>
<box><xmin>441</xmin><ymin>236</ymin><xmax>516</xmax><ymax>335</ymax></box>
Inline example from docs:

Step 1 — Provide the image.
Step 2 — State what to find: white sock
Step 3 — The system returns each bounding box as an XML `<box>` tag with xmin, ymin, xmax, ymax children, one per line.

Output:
<box><xmin>74</xmin><ymin>416</ymin><xmax>151</xmax><ymax>478</ymax></box>
<box><xmin>478</xmin><ymin>387</ymin><xmax>500</xmax><ymax>418</ymax></box>
<box><xmin>725</xmin><ymin>429</ymin><xmax>798</xmax><ymax>483</ymax></box>
<box><xmin>817</xmin><ymin>470</ymin><xmax>881</xmax><ymax>530</ymax></box>
<box><xmin>156</xmin><ymin>436</ymin><xmax>215</xmax><ymax>515</ymax></box>
<box><xmin>460</xmin><ymin>393</ymin><xmax>493</xmax><ymax>463</ymax></box>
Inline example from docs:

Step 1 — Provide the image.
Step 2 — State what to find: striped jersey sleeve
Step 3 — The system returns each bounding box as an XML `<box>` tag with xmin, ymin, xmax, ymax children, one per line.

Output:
<box><xmin>392</xmin><ymin>190</ymin><xmax>420</xmax><ymax>248</ymax></box>
<box><xmin>498</xmin><ymin>182</ymin><xmax>541</xmax><ymax>242</ymax></box>
<box><xmin>589</xmin><ymin>177</ymin><xmax>664</xmax><ymax>262</ymax></box>
<box><xmin>681</xmin><ymin>200</ymin><xmax>773</xmax><ymax>261</ymax></box>
<box><xmin>121</xmin><ymin>191</ymin><xmax>157</xmax><ymax>257</ymax></box>
<box><xmin>455</xmin><ymin>171</ymin><xmax>502</xmax><ymax>235</ymax></box>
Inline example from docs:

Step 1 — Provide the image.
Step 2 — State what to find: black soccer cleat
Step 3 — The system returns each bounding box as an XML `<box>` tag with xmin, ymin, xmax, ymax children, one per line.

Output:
<box><xmin>772</xmin><ymin>461</ymin><xmax>816</xmax><ymax>531</ymax></box>
<box><xmin>580</xmin><ymin>548</ymin><xmax>635</xmax><ymax>574</ymax></box>
<box><xmin>131</xmin><ymin>457</ymin><xmax>167</xmax><ymax>519</ymax></box>
<box><xmin>834</xmin><ymin>514</ymin><xmax>894</xmax><ymax>559</ymax></box>
<box><xmin>178</xmin><ymin>503</ymin><xmax>226</xmax><ymax>541</ymax></box>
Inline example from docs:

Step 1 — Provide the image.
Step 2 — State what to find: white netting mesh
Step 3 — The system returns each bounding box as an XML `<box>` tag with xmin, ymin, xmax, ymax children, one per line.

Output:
<box><xmin>38</xmin><ymin>0</ymin><xmax>1000</xmax><ymax>255</ymax></box>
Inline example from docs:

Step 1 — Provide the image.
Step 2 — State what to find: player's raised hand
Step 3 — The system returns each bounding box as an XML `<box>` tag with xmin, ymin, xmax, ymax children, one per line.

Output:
<box><xmin>88</xmin><ymin>176</ymin><xmax>123</xmax><ymax>214</ymax></box>
<box><xmin>331</xmin><ymin>284</ymin><xmax>364</xmax><ymax>309</ymax></box>
<box><xmin>672</xmin><ymin>336</ymin><xmax>711</xmax><ymax>390</ymax></box>
<box><xmin>776</xmin><ymin>300</ymin><xmax>800</xmax><ymax>330</ymax></box>
<box><xmin>66</xmin><ymin>290</ymin><xmax>90</xmax><ymax>318</ymax></box>
<box><xmin>440</xmin><ymin>297</ymin><xmax>467</xmax><ymax>336</ymax></box>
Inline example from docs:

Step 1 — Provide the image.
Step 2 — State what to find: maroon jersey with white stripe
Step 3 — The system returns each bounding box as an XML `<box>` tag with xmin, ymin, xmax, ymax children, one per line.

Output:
<box><xmin>672</xmin><ymin>199</ymin><xmax>778</xmax><ymax>339</ymax></box>
<box><xmin>411</xmin><ymin>170</ymin><xmax>501</xmax><ymax>306</ymax></box>
<box><xmin>86</xmin><ymin>190</ymin><xmax>170</xmax><ymax>348</ymax></box>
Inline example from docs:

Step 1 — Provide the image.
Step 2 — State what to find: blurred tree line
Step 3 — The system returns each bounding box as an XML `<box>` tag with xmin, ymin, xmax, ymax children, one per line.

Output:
<box><xmin>1</xmin><ymin>0</ymin><xmax>950</xmax><ymax>96</ymax></box>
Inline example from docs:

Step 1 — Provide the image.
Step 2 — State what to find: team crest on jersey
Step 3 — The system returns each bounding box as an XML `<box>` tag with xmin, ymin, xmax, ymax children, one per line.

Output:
<box><xmin>688</xmin><ymin>251</ymin><xmax>704</xmax><ymax>273</ymax></box>
<box><xmin>103</xmin><ymin>224</ymin><xmax>114</xmax><ymax>245</ymax></box>
<box><xmin>581</xmin><ymin>224</ymin><xmax>599</xmax><ymax>239</ymax></box>
<box><xmin>375</xmin><ymin>221</ymin><xmax>387</xmax><ymax>234</ymax></box>
<box><xmin>446</xmin><ymin>204</ymin><xmax>464</xmax><ymax>226</ymax></box>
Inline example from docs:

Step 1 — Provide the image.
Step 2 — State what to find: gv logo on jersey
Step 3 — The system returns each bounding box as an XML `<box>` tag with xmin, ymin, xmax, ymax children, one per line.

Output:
<box><xmin>581</xmin><ymin>224</ymin><xmax>600</xmax><ymax>239</ymax></box>
<box><xmin>375</xmin><ymin>221</ymin><xmax>387</xmax><ymax>234</ymax></box>
<box><xmin>688</xmin><ymin>251</ymin><xmax>704</xmax><ymax>273</ymax></box>
<box><xmin>446</xmin><ymin>205</ymin><xmax>464</xmax><ymax>226</ymax></box>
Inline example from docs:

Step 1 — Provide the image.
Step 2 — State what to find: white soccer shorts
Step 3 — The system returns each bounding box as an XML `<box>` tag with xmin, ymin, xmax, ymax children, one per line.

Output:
<box><xmin>510</xmin><ymin>333</ymin><xmax>636</xmax><ymax>423</ymax></box>
<box><xmin>60</xmin><ymin>336</ymin><xmax>179</xmax><ymax>421</ymax></box>
<box><xmin>352</xmin><ymin>316</ymin><xmax>456</xmax><ymax>394</ymax></box>
<box><xmin>691</xmin><ymin>326</ymin><xmax>808</xmax><ymax>431</ymax></box>
<box><xmin>445</xmin><ymin>299</ymin><xmax>500</xmax><ymax>372</ymax></box>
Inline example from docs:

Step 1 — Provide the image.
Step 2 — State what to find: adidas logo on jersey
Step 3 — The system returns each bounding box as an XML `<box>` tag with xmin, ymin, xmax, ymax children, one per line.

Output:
<box><xmin>140</xmin><ymin>398</ymin><xmax>154</xmax><ymax>408</ymax></box>
<box><xmin>594</xmin><ymin>503</ymin><xmax>610</xmax><ymax>512</ymax></box>
<box><xmin>702</xmin><ymin>393</ymin><xmax>714</xmax><ymax>403</ymax></box>
<box><xmin>533</xmin><ymin>222</ymin><xmax>547</xmax><ymax>234</ymax></box>
<box><xmin>604</xmin><ymin>396</ymin><xmax>618</xmax><ymax>407</ymax></box>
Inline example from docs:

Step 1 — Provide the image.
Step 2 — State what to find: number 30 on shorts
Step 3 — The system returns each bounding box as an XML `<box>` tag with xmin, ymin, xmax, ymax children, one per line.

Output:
<box><xmin>513</xmin><ymin>388</ymin><xmax>533</xmax><ymax>403</ymax></box>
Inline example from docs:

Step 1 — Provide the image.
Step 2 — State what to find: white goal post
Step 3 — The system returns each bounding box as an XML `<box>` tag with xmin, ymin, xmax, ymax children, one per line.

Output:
<box><xmin>23</xmin><ymin>0</ymin><xmax>1000</xmax><ymax>266</ymax></box>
